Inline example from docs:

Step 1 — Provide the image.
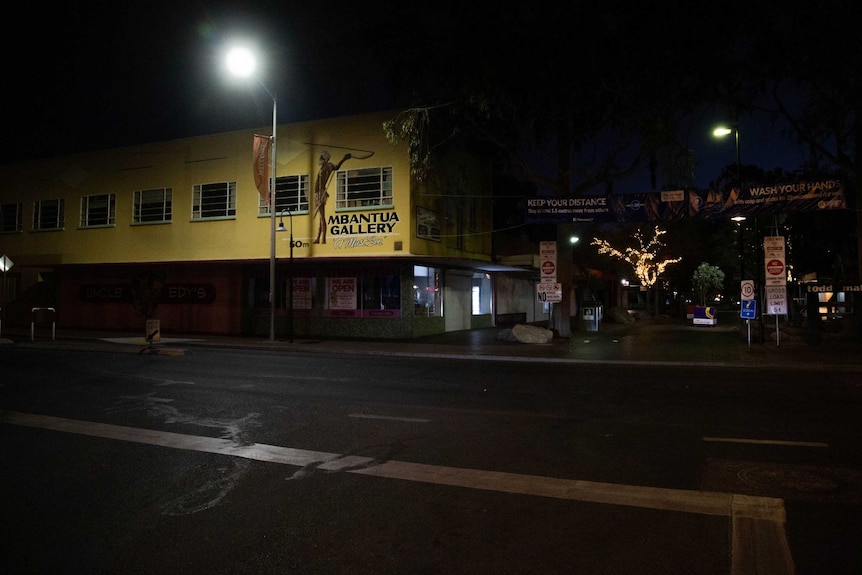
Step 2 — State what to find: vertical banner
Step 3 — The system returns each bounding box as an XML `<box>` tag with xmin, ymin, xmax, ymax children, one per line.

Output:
<box><xmin>253</xmin><ymin>134</ymin><xmax>271</xmax><ymax>206</ymax></box>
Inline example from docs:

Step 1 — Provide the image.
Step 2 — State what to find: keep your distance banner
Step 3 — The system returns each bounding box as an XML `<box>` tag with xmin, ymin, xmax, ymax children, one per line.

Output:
<box><xmin>525</xmin><ymin>180</ymin><xmax>847</xmax><ymax>224</ymax></box>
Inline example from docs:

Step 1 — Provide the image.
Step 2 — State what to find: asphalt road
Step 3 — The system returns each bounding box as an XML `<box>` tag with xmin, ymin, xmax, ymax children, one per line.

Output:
<box><xmin>1</xmin><ymin>344</ymin><xmax>860</xmax><ymax>574</ymax></box>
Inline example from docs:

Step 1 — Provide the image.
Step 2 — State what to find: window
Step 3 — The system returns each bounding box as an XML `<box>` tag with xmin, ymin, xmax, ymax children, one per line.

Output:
<box><xmin>133</xmin><ymin>188</ymin><xmax>172</xmax><ymax>224</ymax></box>
<box><xmin>335</xmin><ymin>166</ymin><xmax>393</xmax><ymax>210</ymax></box>
<box><xmin>360</xmin><ymin>273</ymin><xmax>401</xmax><ymax>317</ymax></box>
<box><xmin>33</xmin><ymin>198</ymin><xmax>64</xmax><ymax>230</ymax></box>
<box><xmin>413</xmin><ymin>265</ymin><xmax>442</xmax><ymax>317</ymax></box>
<box><xmin>322</xmin><ymin>269</ymin><xmax>402</xmax><ymax>318</ymax></box>
<box><xmin>192</xmin><ymin>182</ymin><xmax>236</xmax><ymax>220</ymax></box>
<box><xmin>472</xmin><ymin>272</ymin><xmax>492</xmax><ymax>315</ymax></box>
<box><xmin>80</xmin><ymin>193</ymin><xmax>116</xmax><ymax>227</ymax></box>
<box><xmin>259</xmin><ymin>175</ymin><xmax>309</xmax><ymax>216</ymax></box>
<box><xmin>0</xmin><ymin>203</ymin><xmax>22</xmax><ymax>233</ymax></box>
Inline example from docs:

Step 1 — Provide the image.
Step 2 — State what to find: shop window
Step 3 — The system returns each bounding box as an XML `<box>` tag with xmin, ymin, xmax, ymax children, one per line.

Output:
<box><xmin>33</xmin><ymin>198</ymin><xmax>64</xmax><ymax>231</ymax></box>
<box><xmin>133</xmin><ymin>188</ymin><xmax>172</xmax><ymax>224</ymax></box>
<box><xmin>0</xmin><ymin>203</ymin><xmax>22</xmax><ymax>233</ymax></box>
<box><xmin>472</xmin><ymin>272</ymin><xmax>492</xmax><ymax>315</ymax></box>
<box><xmin>259</xmin><ymin>174</ymin><xmax>309</xmax><ymax>216</ymax></box>
<box><xmin>361</xmin><ymin>274</ymin><xmax>401</xmax><ymax>317</ymax></box>
<box><xmin>192</xmin><ymin>181</ymin><xmax>236</xmax><ymax>220</ymax></box>
<box><xmin>323</xmin><ymin>271</ymin><xmax>402</xmax><ymax>318</ymax></box>
<box><xmin>335</xmin><ymin>166</ymin><xmax>393</xmax><ymax>210</ymax></box>
<box><xmin>413</xmin><ymin>265</ymin><xmax>441</xmax><ymax>317</ymax></box>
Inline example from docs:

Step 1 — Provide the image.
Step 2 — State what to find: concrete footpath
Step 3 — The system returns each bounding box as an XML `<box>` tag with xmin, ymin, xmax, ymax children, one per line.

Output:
<box><xmin>3</xmin><ymin>315</ymin><xmax>861</xmax><ymax>370</ymax></box>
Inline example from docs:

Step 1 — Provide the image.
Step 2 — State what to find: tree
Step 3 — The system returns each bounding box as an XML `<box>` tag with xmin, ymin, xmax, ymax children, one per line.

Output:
<box><xmin>376</xmin><ymin>4</ymin><xmax>744</xmax><ymax>335</ymax></box>
<box><xmin>592</xmin><ymin>227</ymin><xmax>682</xmax><ymax>315</ymax></box>
<box><xmin>691</xmin><ymin>263</ymin><xmax>725</xmax><ymax>307</ymax></box>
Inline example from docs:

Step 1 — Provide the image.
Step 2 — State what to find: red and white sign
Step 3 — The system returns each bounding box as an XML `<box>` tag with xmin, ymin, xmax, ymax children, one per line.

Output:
<box><xmin>740</xmin><ymin>280</ymin><xmax>755</xmax><ymax>301</ymax></box>
<box><xmin>766</xmin><ymin>259</ymin><xmax>785</xmax><ymax>277</ymax></box>
<box><xmin>540</xmin><ymin>241</ymin><xmax>557</xmax><ymax>283</ymax></box>
<box><xmin>763</xmin><ymin>236</ymin><xmax>786</xmax><ymax>287</ymax></box>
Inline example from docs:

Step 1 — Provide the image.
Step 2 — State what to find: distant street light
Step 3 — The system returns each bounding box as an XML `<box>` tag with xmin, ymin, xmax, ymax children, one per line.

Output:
<box><xmin>226</xmin><ymin>46</ymin><xmax>281</xmax><ymax>341</ymax></box>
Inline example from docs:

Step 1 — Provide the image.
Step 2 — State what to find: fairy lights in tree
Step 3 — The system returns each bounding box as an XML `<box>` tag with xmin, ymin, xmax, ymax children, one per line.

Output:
<box><xmin>592</xmin><ymin>226</ymin><xmax>682</xmax><ymax>288</ymax></box>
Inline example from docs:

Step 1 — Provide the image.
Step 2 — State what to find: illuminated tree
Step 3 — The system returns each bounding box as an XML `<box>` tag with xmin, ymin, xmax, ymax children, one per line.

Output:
<box><xmin>592</xmin><ymin>226</ymin><xmax>681</xmax><ymax>315</ymax></box>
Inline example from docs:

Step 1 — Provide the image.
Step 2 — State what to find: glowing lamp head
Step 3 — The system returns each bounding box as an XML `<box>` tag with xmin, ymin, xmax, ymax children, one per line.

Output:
<box><xmin>226</xmin><ymin>47</ymin><xmax>257</xmax><ymax>78</ymax></box>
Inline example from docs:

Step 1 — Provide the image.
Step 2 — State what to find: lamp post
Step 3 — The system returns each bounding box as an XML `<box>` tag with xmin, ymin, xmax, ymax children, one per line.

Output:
<box><xmin>714</xmin><ymin>124</ymin><xmax>743</xmax><ymax>277</ymax></box>
<box><xmin>715</xmin><ymin>122</ymin><xmax>763</xmax><ymax>342</ymax></box>
<box><xmin>277</xmin><ymin>211</ymin><xmax>294</xmax><ymax>343</ymax></box>
<box><xmin>712</xmin><ymin>123</ymin><xmax>740</xmax><ymax>195</ymax></box>
<box><xmin>226</xmin><ymin>46</ymin><xmax>279</xmax><ymax>341</ymax></box>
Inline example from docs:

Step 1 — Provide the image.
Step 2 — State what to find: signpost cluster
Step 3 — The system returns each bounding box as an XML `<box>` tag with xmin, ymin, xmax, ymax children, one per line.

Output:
<box><xmin>739</xmin><ymin>235</ymin><xmax>786</xmax><ymax>348</ymax></box>
<box><xmin>536</xmin><ymin>241</ymin><xmax>562</xmax><ymax>304</ymax></box>
<box><xmin>764</xmin><ymin>236</ymin><xmax>787</xmax><ymax>346</ymax></box>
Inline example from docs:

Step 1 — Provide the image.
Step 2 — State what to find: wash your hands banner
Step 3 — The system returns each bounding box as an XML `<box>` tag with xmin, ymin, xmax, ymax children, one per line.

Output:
<box><xmin>525</xmin><ymin>180</ymin><xmax>846</xmax><ymax>224</ymax></box>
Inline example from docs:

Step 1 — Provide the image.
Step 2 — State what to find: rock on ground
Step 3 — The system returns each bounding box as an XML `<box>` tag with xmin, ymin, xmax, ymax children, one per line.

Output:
<box><xmin>512</xmin><ymin>324</ymin><xmax>554</xmax><ymax>344</ymax></box>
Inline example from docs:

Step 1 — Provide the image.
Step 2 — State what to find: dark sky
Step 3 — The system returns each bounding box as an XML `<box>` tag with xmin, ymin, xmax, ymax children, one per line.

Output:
<box><xmin>3</xmin><ymin>1</ymin><xmax>807</xmax><ymax>189</ymax></box>
<box><xmin>4</xmin><ymin>1</ymin><xmax>397</xmax><ymax>163</ymax></box>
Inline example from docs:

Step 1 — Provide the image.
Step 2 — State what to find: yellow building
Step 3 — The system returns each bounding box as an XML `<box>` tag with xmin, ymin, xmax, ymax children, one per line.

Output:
<box><xmin>0</xmin><ymin>111</ymin><xmax>530</xmax><ymax>339</ymax></box>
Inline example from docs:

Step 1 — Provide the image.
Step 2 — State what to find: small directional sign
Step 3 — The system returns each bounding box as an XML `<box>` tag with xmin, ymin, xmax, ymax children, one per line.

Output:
<box><xmin>740</xmin><ymin>299</ymin><xmax>757</xmax><ymax>319</ymax></box>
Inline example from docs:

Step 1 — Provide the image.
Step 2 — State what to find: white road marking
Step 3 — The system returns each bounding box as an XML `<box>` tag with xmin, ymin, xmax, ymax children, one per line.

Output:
<box><xmin>2</xmin><ymin>410</ymin><xmax>794</xmax><ymax>574</ymax></box>
<box><xmin>348</xmin><ymin>413</ymin><xmax>432</xmax><ymax>423</ymax></box>
<box><xmin>704</xmin><ymin>436</ymin><xmax>829</xmax><ymax>448</ymax></box>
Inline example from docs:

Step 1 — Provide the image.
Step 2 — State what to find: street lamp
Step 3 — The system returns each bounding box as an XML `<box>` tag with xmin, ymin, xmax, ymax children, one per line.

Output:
<box><xmin>226</xmin><ymin>46</ymin><xmax>279</xmax><ymax>341</ymax></box>
<box><xmin>712</xmin><ymin>124</ymin><xmax>740</xmax><ymax>193</ymax></box>
<box><xmin>276</xmin><ymin>211</ymin><xmax>294</xmax><ymax>343</ymax></box>
<box><xmin>715</xmin><ymin>122</ymin><xmax>764</xmax><ymax>343</ymax></box>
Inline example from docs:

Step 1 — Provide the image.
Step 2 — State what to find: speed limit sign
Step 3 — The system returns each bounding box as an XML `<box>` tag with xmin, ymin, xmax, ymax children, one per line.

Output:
<box><xmin>740</xmin><ymin>280</ymin><xmax>755</xmax><ymax>301</ymax></box>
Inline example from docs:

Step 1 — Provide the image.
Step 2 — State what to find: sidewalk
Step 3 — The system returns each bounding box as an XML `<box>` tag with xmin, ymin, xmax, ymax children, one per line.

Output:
<box><xmin>3</xmin><ymin>315</ymin><xmax>860</xmax><ymax>370</ymax></box>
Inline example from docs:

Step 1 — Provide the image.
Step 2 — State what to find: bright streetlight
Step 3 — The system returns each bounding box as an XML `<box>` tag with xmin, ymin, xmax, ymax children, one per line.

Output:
<box><xmin>226</xmin><ymin>46</ymin><xmax>280</xmax><ymax>341</ymax></box>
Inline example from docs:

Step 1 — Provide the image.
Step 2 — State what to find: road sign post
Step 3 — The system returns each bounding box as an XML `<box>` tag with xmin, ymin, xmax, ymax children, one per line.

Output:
<box><xmin>740</xmin><ymin>299</ymin><xmax>757</xmax><ymax>348</ymax></box>
<box><xmin>539</xmin><ymin>241</ymin><xmax>557</xmax><ymax>328</ymax></box>
<box><xmin>763</xmin><ymin>237</ymin><xmax>786</xmax><ymax>346</ymax></box>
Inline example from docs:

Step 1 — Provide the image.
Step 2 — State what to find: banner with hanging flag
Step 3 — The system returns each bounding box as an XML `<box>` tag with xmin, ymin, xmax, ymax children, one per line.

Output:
<box><xmin>253</xmin><ymin>134</ymin><xmax>271</xmax><ymax>206</ymax></box>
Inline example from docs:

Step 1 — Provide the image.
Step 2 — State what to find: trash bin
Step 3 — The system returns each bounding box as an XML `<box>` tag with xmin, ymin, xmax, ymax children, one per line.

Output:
<box><xmin>581</xmin><ymin>301</ymin><xmax>602</xmax><ymax>331</ymax></box>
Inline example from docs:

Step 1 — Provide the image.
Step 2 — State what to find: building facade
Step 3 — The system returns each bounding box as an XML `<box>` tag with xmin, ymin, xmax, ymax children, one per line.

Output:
<box><xmin>0</xmin><ymin>111</ymin><xmax>541</xmax><ymax>339</ymax></box>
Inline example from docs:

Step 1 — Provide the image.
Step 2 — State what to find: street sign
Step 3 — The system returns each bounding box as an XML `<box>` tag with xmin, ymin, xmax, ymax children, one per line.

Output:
<box><xmin>740</xmin><ymin>279</ymin><xmax>755</xmax><ymax>301</ymax></box>
<box><xmin>765</xmin><ymin>285</ymin><xmax>787</xmax><ymax>315</ymax></box>
<box><xmin>763</xmin><ymin>236</ymin><xmax>786</xmax><ymax>258</ymax></box>
<box><xmin>539</xmin><ymin>241</ymin><xmax>557</xmax><ymax>283</ymax></box>
<box><xmin>537</xmin><ymin>282</ymin><xmax>562</xmax><ymax>303</ymax></box>
<box><xmin>740</xmin><ymin>299</ymin><xmax>757</xmax><ymax>319</ymax></box>
<box><xmin>0</xmin><ymin>254</ymin><xmax>13</xmax><ymax>273</ymax></box>
<box><xmin>763</xmin><ymin>236</ymin><xmax>786</xmax><ymax>287</ymax></box>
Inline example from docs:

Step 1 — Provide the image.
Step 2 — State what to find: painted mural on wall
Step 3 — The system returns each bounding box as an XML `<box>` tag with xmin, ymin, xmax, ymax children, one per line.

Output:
<box><xmin>313</xmin><ymin>151</ymin><xmax>352</xmax><ymax>244</ymax></box>
<box><xmin>525</xmin><ymin>180</ymin><xmax>847</xmax><ymax>224</ymax></box>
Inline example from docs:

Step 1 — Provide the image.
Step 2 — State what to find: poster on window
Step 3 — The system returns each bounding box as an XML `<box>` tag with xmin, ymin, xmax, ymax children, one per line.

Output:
<box><xmin>292</xmin><ymin>277</ymin><xmax>313</xmax><ymax>310</ymax></box>
<box><xmin>329</xmin><ymin>277</ymin><xmax>357</xmax><ymax>311</ymax></box>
